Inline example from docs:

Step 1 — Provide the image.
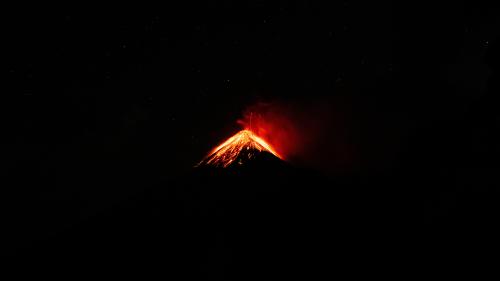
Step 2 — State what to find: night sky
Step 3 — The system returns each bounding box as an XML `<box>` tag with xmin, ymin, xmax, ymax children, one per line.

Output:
<box><xmin>5</xmin><ymin>1</ymin><xmax>500</xmax><ymax>276</ymax></box>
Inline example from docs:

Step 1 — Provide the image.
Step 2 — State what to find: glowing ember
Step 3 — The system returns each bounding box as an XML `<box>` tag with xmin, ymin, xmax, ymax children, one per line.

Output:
<box><xmin>197</xmin><ymin>129</ymin><xmax>282</xmax><ymax>167</ymax></box>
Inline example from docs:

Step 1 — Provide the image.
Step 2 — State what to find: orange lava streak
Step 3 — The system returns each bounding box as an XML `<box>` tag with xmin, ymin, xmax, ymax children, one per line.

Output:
<box><xmin>197</xmin><ymin>129</ymin><xmax>282</xmax><ymax>167</ymax></box>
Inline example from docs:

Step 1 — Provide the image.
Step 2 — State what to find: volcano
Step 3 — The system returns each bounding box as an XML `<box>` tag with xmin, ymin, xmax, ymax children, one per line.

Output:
<box><xmin>196</xmin><ymin>129</ymin><xmax>282</xmax><ymax>168</ymax></box>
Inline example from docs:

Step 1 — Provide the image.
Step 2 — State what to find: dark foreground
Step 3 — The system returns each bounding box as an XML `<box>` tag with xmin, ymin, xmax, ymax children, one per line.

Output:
<box><xmin>5</xmin><ymin>152</ymin><xmax>497</xmax><ymax>278</ymax></box>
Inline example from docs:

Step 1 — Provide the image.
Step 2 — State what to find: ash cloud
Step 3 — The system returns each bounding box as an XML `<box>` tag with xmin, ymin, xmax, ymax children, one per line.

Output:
<box><xmin>238</xmin><ymin>97</ymin><xmax>357</xmax><ymax>173</ymax></box>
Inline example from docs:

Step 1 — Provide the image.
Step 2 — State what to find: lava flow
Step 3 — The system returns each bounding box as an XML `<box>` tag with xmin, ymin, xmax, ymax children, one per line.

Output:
<box><xmin>197</xmin><ymin>129</ymin><xmax>282</xmax><ymax>168</ymax></box>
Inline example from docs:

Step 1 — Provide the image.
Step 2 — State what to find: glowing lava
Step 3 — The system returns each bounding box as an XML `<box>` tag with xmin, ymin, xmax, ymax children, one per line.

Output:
<box><xmin>197</xmin><ymin>129</ymin><xmax>282</xmax><ymax>167</ymax></box>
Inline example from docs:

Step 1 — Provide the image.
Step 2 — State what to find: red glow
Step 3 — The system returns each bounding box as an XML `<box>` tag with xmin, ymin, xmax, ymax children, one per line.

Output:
<box><xmin>237</xmin><ymin>103</ymin><xmax>301</xmax><ymax>160</ymax></box>
<box><xmin>237</xmin><ymin>99</ymin><xmax>357</xmax><ymax>172</ymax></box>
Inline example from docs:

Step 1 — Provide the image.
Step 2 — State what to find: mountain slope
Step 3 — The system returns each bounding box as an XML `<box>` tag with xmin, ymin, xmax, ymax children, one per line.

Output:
<box><xmin>197</xmin><ymin>129</ymin><xmax>282</xmax><ymax>168</ymax></box>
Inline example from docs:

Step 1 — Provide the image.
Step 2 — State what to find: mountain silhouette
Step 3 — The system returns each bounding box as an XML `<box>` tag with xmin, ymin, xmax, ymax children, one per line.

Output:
<box><xmin>8</xmin><ymin>138</ymin><xmax>410</xmax><ymax>279</ymax></box>
<box><xmin>196</xmin><ymin>129</ymin><xmax>282</xmax><ymax>168</ymax></box>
